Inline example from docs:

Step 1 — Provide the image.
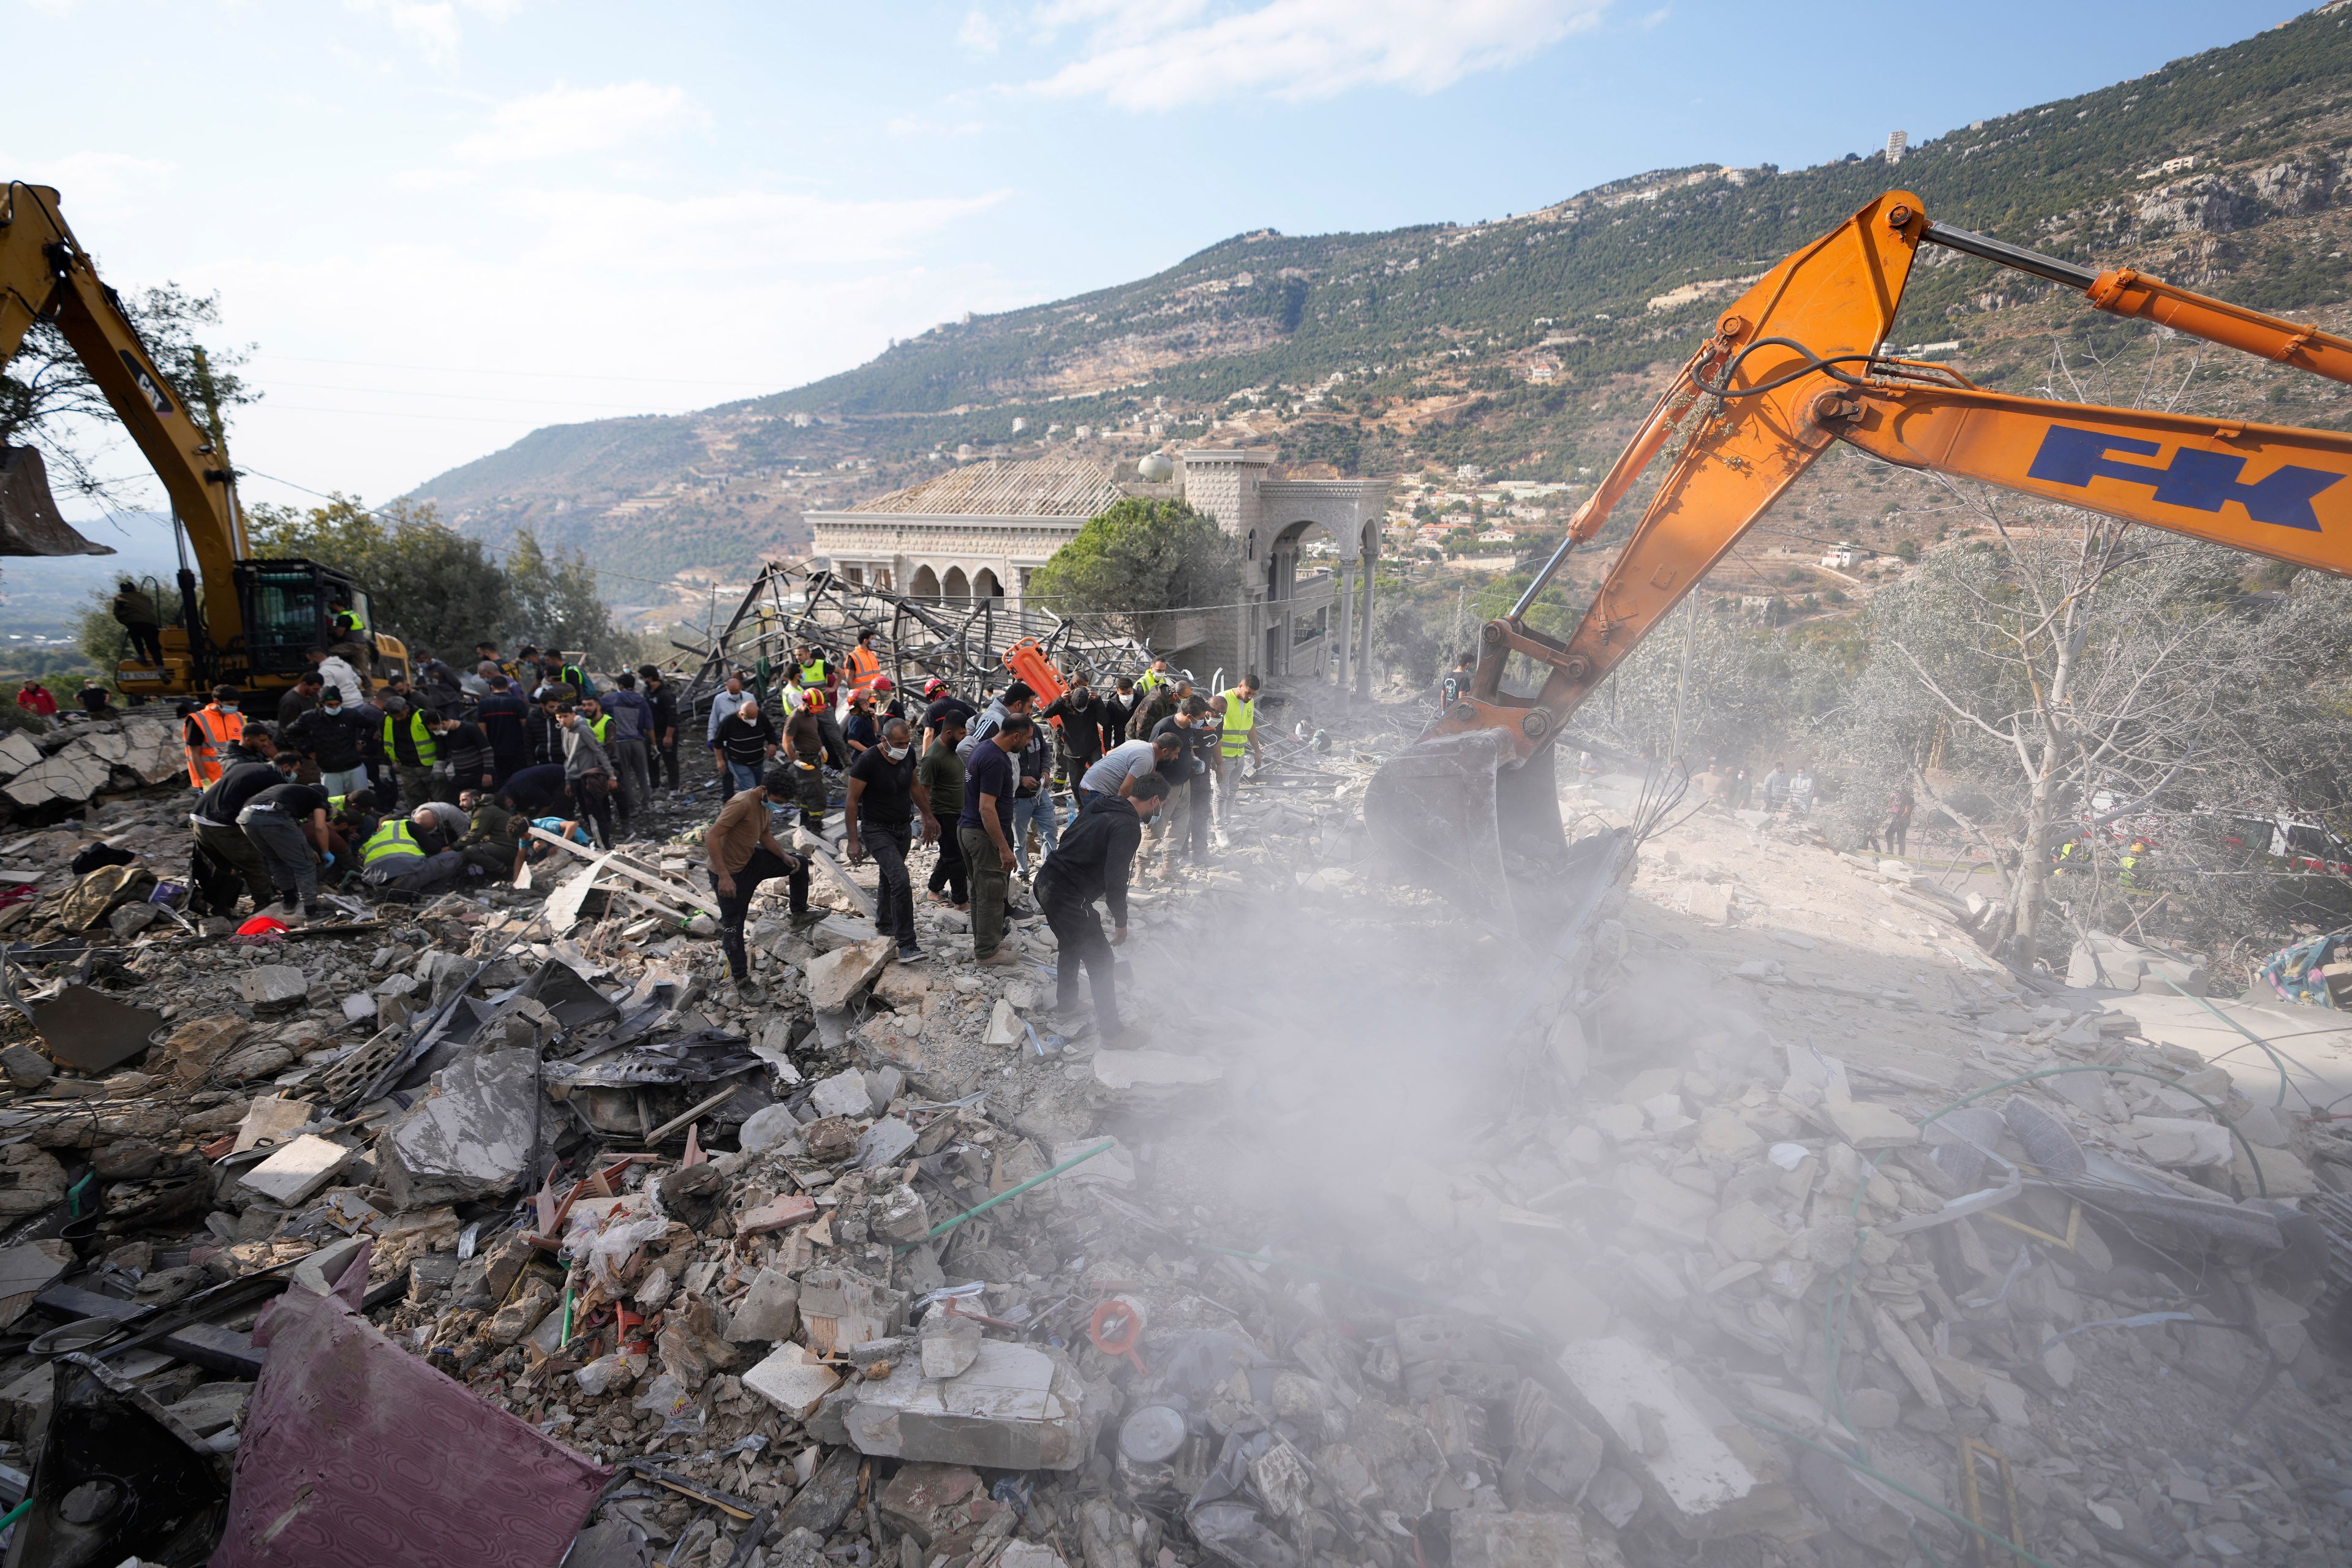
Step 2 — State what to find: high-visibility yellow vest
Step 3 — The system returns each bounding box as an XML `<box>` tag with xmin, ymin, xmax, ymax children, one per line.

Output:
<box><xmin>799</xmin><ymin>658</ymin><xmax>829</xmax><ymax>688</ymax></box>
<box><xmin>333</xmin><ymin>608</ymin><xmax>367</xmax><ymax>637</ymax></box>
<box><xmin>587</xmin><ymin>713</ymin><xmax>611</xmax><ymax>744</ymax></box>
<box><xmin>361</xmin><ymin>819</ymin><xmax>424</xmax><ymax>867</ymax></box>
<box><xmin>1218</xmin><ymin>688</ymin><xmax>1256</xmax><ymax>758</ymax></box>
<box><xmin>383</xmin><ymin>711</ymin><xmax>438</xmax><ymax>766</ymax></box>
<box><xmin>1136</xmin><ymin>669</ymin><xmax>1166</xmax><ymax>698</ymax></box>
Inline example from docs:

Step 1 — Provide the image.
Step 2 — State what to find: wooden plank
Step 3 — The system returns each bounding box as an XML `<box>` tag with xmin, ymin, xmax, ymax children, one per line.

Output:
<box><xmin>529</xmin><ymin>827</ymin><xmax>720</xmax><ymax>916</ymax></box>
<box><xmin>643</xmin><ymin>1085</ymin><xmax>741</xmax><ymax>1146</ymax></box>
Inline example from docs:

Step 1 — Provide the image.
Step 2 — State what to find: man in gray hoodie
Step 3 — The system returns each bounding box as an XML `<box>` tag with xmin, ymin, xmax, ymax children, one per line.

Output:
<box><xmin>560</xmin><ymin>704</ymin><xmax>616</xmax><ymax>847</ymax></box>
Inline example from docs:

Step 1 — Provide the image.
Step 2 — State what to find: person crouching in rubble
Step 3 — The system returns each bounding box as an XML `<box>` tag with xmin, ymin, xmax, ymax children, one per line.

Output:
<box><xmin>1036</xmin><ymin>769</ymin><xmax>1169</xmax><ymax>1042</ymax></box>
<box><xmin>707</xmin><ymin>766</ymin><xmax>818</xmax><ymax>1004</ymax></box>
<box><xmin>358</xmin><ymin>805</ymin><xmax>470</xmax><ymax>900</ymax></box>
<box><xmin>456</xmin><ymin>788</ymin><xmax>527</xmax><ymax>881</ymax></box>
<box><xmin>558</xmin><ymin>703</ymin><xmax>617</xmax><ymax>848</ymax></box>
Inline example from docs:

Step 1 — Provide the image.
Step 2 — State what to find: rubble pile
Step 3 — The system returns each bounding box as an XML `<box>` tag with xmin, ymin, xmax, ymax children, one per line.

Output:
<box><xmin>0</xmin><ymin>733</ymin><xmax>2345</xmax><ymax>1567</ymax></box>
<box><xmin>0</xmin><ymin>712</ymin><xmax>183</xmax><ymax>821</ymax></box>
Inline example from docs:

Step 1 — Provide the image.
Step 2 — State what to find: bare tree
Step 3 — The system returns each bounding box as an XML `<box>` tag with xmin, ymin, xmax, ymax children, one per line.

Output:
<box><xmin>1844</xmin><ymin>489</ymin><xmax>2352</xmax><ymax>970</ymax></box>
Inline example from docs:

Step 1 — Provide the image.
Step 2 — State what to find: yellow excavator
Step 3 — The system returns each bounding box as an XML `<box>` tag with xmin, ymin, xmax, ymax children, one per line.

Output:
<box><xmin>0</xmin><ymin>181</ymin><xmax>405</xmax><ymax>698</ymax></box>
<box><xmin>1368</xmin><ymin>189</ymin><xmax>2352</xmax><ymax>930</ymax></box>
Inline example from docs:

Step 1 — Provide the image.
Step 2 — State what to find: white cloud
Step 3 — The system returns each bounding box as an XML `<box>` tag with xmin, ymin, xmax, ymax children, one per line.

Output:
<box><xmin>884</xmin><ymin>115</ymin><xmax>992</xmax><ymax>140</ymax></box>
<box><xmin>453</xmin><ymin>81</ymin><xmax>708</xmax><ymax>164</ymax></box>
<box><xmin>347</xmin><ymin>1</ymin><xmax>462</xmax><ymax>64</ymax></box>
<box><xmin>959</xmin><ymin>9</ymin><xmax>1002</xmax><ymax>53</ymax></box>
<box><xmin>345</xmin><ymin>0</ymin><xmax>522</xmax><ymax>64</ymax></box>
<box><xmin>1025</xmin><ymin>0</ymin><xmax>1609</xmax><ymax>109</ymax></box>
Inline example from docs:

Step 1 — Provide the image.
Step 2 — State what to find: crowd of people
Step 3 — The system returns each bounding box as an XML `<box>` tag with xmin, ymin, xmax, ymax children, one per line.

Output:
<box><xmin>698</xmin><ymin>643</ymin><xmax>1268</xmax><ymax>1046</ymax></box>
<box><xmin>173</xmin><ymin>625</ymin><xmax>1273</xmax><ymax>1051</ymax></box>
<box><xmin>178</xmin><ymin>636</ymin><xmax>685</xmax><ymax>920</ymax></box>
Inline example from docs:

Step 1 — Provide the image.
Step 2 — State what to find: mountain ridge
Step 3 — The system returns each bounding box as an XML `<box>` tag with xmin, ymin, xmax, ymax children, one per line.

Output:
<box><xmin>410</xmin><ymin>6</ymin><xmax>2352</xmax><ymax>589</ymax></box>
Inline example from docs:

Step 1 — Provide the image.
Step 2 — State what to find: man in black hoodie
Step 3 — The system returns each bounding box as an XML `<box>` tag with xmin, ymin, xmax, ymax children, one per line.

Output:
<box><xmin>1033</xmin><ymin>772</ymin><xmax>1168</xmax><ymax>1044</ymax></box>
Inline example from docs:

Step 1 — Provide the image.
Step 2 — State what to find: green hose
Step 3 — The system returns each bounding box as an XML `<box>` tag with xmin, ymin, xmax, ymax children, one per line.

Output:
<box><xmin>2154</xmin><ymin>971</ymin><xmax>2294</xmax><ymax>1107</ymax></box>
<box><xmin>895</xmin><ymin>1139</ymin><xmax>1115</xmax><ymax>1252</ymax></box>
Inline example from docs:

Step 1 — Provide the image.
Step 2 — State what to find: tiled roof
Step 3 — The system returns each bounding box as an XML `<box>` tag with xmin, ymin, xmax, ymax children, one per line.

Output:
<box><xmin>849</xmin><ymin>455</ymin><xmax>1124</xmax><ymax>518</ymax></box>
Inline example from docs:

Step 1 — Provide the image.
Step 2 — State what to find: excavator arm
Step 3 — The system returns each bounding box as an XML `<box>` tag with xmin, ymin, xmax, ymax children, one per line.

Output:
<box><xmin>1</xmin><ymin>181</ymin><xmax>248</xmax><ymax>653</ymax></box>
<box><xmin>1369</xmin><ymin>190</ymin><xmax>2352</xmax><ymax>930</ymax></box>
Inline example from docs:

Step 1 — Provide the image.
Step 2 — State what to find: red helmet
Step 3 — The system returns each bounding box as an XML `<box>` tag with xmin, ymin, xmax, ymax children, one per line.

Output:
<box><xmin>924</xmin><ymin>677</ymin><xmax>946</xmax><ymax>696</ymax></box>
<box><xmin>872</xmin><ymin>676</ymin><xmax>894</xmax><ymax>693</ymax></box>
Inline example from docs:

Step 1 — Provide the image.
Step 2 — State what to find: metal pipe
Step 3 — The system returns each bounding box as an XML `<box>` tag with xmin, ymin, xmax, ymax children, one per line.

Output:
<box><xmin>1920</xmin><ymin>221</ymin><xmax>2098</xmax><ymax>290</ymax></box>
<box><xmin>897</xmin><ymin>1138</ymin><xmax>1115</xmax><ymax>1250</ymax></box>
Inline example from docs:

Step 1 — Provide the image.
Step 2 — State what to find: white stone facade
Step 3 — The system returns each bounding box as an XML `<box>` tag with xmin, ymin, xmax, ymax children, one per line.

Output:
<box><xmin>807</xmin><ymin>449</ymin><xmax>1384</xmax><ymax>692</ymax></box>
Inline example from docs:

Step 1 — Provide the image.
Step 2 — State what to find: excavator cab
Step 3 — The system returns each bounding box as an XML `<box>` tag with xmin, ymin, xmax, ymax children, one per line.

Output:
<box><xmin>115</xmin><ymin>559</ymin><xmax>405</xmax><ymax>696</ymax></box>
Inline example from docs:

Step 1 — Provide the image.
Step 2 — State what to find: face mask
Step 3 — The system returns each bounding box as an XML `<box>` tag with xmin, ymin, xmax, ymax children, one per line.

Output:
<box><xmin>883</xmin><ymin>744</ymin><xmax>909</xmax><ymax>762</ymax></box>
<box><xmin>322</xmin><ymin>703</ymin><xmax>341</xmax><ymax>715</ymax></box>
<box><xmin>218</xmin><ymin>703</ymin><xmax>238</xmax><ymax>715</ymax></box>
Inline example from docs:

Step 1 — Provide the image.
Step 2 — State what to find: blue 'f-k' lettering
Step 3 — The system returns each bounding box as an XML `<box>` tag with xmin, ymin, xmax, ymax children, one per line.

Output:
<box><xmin>2026</xmin><ymin>424</ymin><xmax>2339</xmax><ymax>533</ymax></box>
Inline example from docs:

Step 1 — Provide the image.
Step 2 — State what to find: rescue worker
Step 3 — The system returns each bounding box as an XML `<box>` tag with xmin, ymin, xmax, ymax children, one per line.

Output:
<box><xmin>285</xmin><ymin>684</ymin><xmax>372</xmax><ymax>801</ymax></box>
<box><xmin>844</xmin><ymin>716</ymin><xmax>938</xmax><ymax>965</ymax></box>
<box><xmin>456</xmin><ymin>788</ymin><xmax>528</xmax><ymax>882</ymax></box>
<box><xmin>1134</xmin><ymin>656</ymin><xmax>1170</xmax><ymax>704</ymax></box>
<box><xmin>477</xmin><ymin>674</ymin><xmax>530</xmax><ymax>785</ymax></box>
<box><xmin>921</xmin><ymin>711</ymin><xmax>970</xmax><ymax>909</ymax></box>
<box><xmin>957</xmin><ymin>714</ymin><xmax>1033</xmax><ymax>966</ymax></box>
<box><xmin>1211</xmin><ymin>673</ymin><xmax>1262</xmax><ymax>832</ymax></box>
<box><xmin>638</xmin><ymin>665</ymin><xmax>682</xmax><ymax>790</ymax></box>
<box><xmin>706</xmin><ymin>767</ymin><xmax>816</xmax><ymax>1005</ymax></box>
<box><xmin>112</xmin><ymin>578</ymin><xmax>165</xmax><ymax>665</ymax></box>
<box><xmin>190</xmin><ymin>731</ymin><xmax>295</xmax><ymax>914</ymax></box>
<box><xmin>2120</xmin><ymin>839</ymin><xmax>2152</xmax><ymax>892</ymax></box>
<box><xmin>783</xmin><ymin>688</ymin><xmax>829</xmax><ymax>831</ymax></box>
<box><xmin>380</xmin><ymin>696</ymin><xmax>442</xmax><ymax>810</ymax></box>
<box><xmin>184</xmin><ymin>685</ymin><xmax>246</xmax><ymax>790</ymax></box>
<box><xmin>846</xmin><ymin>627</ymin><xmax>883</xmax><ymax>696</ymax></box>
<box><xmin>706</xmin><ymin>670</ymin><xmax>751</xmax><ymax>787</ymax></box>
<box><xmin>358</xmin><ymin>806</ymin><xmax>467</xmax><ymax>899</ymax></box>
<box><xmin>238</xmin><ymin>773</ymin><xmax>335</xmax><ymax>921</ymax></box>
<box><xmin>1036</xmin><ymin>770</ymin><xmax>1168</xmax><ymax>1044</ymax></box>
<box><xmin>559</xmin><ymin>703</ymin><xmax>617</xmax><ymax>848</ymax></box>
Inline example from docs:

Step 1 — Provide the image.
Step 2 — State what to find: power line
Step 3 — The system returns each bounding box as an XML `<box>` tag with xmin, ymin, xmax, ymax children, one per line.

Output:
<box><xmin>251</xmin><ymin>352</ymin><xmax>783</xmax><ymax>390</ymax></box>
<box><xmin>251</xmin><ymin>377</ymin><xmax>709</xmax><ymax>414</ymax></box>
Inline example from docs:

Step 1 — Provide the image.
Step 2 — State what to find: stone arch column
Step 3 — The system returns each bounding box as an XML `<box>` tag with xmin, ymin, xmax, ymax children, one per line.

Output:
<box><xmin>909</xmin><ymin>564</ymin><xmax>941</xmax><ymax>600</ymax></box>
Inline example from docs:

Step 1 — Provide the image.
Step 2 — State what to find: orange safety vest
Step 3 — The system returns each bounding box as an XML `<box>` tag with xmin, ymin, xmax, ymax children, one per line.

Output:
<box><xmin>185</xmin><ymin>704</ymin><xmax>245</xmax><ymax>788</ymax></box>
<box><xmin>847</xmin><ymin>644</ymin><xmax>882</xmax><ymax>692</ymax></box>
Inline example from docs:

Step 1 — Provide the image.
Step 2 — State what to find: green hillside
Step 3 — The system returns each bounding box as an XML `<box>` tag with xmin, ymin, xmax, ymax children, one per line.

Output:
<box><xmin>412</xmin><ymin>6</ymin><xmax>2352</xmax><ymax>585</ymax></box>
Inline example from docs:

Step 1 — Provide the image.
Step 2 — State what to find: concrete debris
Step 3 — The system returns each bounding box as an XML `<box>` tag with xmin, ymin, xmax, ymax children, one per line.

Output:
<box><xmin>0</xmin><ymin>688</ymin><xmax>2345</xmax><ymax>1568</ymax></box>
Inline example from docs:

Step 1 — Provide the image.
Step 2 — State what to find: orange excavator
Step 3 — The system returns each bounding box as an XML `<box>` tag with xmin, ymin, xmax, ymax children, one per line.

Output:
<box><xmin>1367</xmin><ymin>189</ymin><xmax>2352</xmax><ymax>930</ymax></box>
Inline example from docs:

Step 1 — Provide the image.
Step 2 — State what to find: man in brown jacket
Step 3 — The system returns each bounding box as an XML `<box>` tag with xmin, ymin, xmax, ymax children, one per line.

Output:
<box><xmin>705</xmin><ymin>767</ymin><xmax>817</xmax><ymax>1004</ymax></box>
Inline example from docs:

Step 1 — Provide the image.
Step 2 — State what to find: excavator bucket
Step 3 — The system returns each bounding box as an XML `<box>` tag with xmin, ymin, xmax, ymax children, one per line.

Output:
<box><xmin>1366</xmin><ymin>731</ymin><xmax>1624</xmax><ymax>937</ymax></box>
<box><xmin>0</xmin><ymin>446</ymin><xmax>110</xmax><ymax>557</ymax></box>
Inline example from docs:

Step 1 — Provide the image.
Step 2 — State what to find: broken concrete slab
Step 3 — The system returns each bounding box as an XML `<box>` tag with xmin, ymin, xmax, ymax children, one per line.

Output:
<box><xmin>377</xmin><ymin>1047</ymin><xmax>539</xmax><ymax>1211</ymax></box>
<box><xmin>813</xmin><ymin>1338</ymin><xmax>1098</xmax><ymax>1471</ymax></box>
<box><xmin>725</xmin><ymin>1268</ymin><xmax>800</xmax><ymax>1343</ymax></box>
<box><xmin>744</xmin><ymin>1343</ymin><xmax>840</xmax><ymax>1421</ymax></box>
<box><xmin>236</xmin><ymin>965</ymin><xmax>311</xmax><ymax>1012</ymax></box>
<box><xmin>810</xmin><ymin>1067</ymin><xmax>871</xmax><ymax>1119</ymax></box>
<box><xmin>804</xmin><ymin>937</ymin><xmax>894</xmax><ymax>1011</ymax></box>
<box><xmin>983</xmin><ymin>998</ymin><xmax>1020</xmax><ymax>1048</ymax></box>
<box><xmin>1090</xmin><ymin>1049</ymin><xmax>1223</xmax><ymax>1096</ymax></box>
<box><xmin>1555</xmin><ymin>1336</ymin><xmax>1793</xmax><ymax>1540</ymax></box>
<box><xmin>2128</xmin><ymin>1115</ymin><xmax>2233</xmax><ymax>1168</ymax></box>
<box><xmin>1825</xmin><ymin>1101</ymin><xmax>1918</xmax><ymax>1150</ymax></box>
<box><xmin>239</xmin><ymin>1135</ymin><xmax>355</xmax><ymax>1207</ymax></box>
<box><xmin>232</xmin><ymin>1096</ymin><xmax>312</xmax><ymax>1155</ymax></box>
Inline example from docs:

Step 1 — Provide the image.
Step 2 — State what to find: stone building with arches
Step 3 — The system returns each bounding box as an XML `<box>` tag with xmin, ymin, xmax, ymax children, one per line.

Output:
<box><xmin>808</xmin><ymin>448</ymin><xmax>1384</xmax><ymax>691</ymax></box>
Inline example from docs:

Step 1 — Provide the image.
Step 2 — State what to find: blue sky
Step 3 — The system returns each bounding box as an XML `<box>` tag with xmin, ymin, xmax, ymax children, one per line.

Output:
<box><xmin>0</xmin><ymin>0</ymin><xmax>2305</xmax><ymax>524</ymax></box>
